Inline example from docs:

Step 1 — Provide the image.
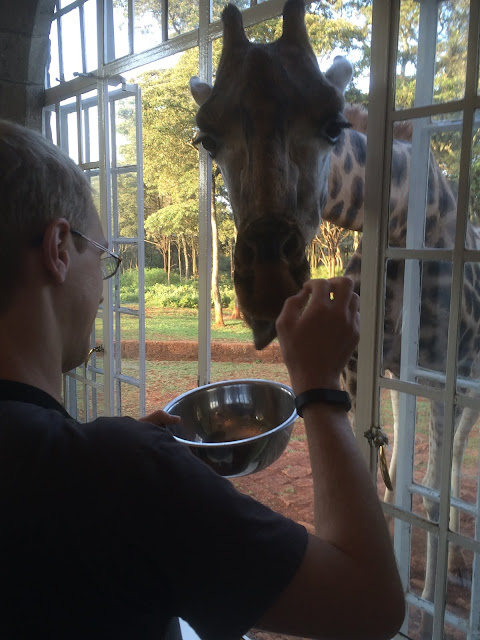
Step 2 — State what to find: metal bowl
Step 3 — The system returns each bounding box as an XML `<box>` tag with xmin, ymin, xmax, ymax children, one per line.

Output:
<box><xmin>163</xmin><ymin>379</ymin><xmax>297</xmax><ymax>477</ymax></box>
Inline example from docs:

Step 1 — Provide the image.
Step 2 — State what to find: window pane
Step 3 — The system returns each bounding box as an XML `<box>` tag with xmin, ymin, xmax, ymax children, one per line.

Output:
<box><xmin>388</xmin><ymin>114</ymin><xmax>462</xmax><ymax>251</ymax></box>
<box><xmin>134</xmin><ymin>0</ymin><xmax>164</xmax><ymax>52</ymax></box>
<box><xmin>80</xmin><ymin>90</ymin><xmax>99</xmax><ymax>164</ymax></box>
<box><xmin>84</xmin><ymin>0</ymin><xmax>98</xmax><ymax>72</ymax></box>
<box><xmin>445</xmin><ymin>541</ymin><xmax>479</xmax><ymax>639</ymax></box>
<box><xmin>61</xmin><ymin>8</ymin><xmax>83</xmax><ymax>81</ymax></box>
<box><xmin>168</xmin><ymin>0</ymin><xmax>198</xmax><ymax>36</ymax></box>
<box><xmin>468</xmin><ymin>109</ymin><xmax>480</xmax><ymax>227</ymax></box>
<box><xmin>396</xmin><ymin>0</ymin><xmax>469</xmax><ymax>109</ymax></box>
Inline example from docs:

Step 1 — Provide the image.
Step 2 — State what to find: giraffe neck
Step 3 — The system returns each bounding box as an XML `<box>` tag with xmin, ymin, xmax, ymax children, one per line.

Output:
<box><xmin>322</xmin><ymin>128</ymin><xmax>366</xmax><ymax>233</ymax></box>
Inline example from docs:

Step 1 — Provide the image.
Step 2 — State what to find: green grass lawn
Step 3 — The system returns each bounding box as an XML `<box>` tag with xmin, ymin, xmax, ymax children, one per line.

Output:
<box><xmin>116</xmin><ymin>307</ymin><xmax>253</xmax><ymax>342</ymax></box>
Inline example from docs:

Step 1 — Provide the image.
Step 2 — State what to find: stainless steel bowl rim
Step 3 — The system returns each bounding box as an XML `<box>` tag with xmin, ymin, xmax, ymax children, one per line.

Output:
<box><xmin>163</xmin><ymin>378</ymin><xmax>298</xmax><ymax>449</ymax></box>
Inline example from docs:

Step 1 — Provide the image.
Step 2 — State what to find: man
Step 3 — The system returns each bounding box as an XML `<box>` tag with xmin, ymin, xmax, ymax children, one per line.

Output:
<box><xmin>0</xmin><ymin>119</ymin><xmax>405</xmax><ymax>639</ymax></box>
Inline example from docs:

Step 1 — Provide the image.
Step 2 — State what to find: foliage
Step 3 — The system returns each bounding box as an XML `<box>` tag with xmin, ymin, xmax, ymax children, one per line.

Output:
<box><xmin>120</xmin><ymin>268</ymin><xmax>235</xmax><ymax>309</ymax></box>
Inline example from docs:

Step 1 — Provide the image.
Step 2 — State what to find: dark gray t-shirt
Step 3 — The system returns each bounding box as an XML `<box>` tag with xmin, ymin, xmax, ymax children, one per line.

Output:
<box><xmin>0</xmin><ymin>381</ymin><xmax>308</xmax><ymax>640</ymax></box>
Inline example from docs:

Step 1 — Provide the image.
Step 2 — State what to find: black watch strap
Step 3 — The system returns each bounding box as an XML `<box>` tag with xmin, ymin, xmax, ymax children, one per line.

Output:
<box><xmin>295</xmin><ymin>388</ymin><xmax>352</xmax><ymax>417</ymax></box>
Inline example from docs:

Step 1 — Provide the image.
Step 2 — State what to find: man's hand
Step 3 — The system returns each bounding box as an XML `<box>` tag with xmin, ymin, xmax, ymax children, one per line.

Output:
<box><xmin>276</xmin><ymin>277</ymin><xmax>360</xmax><ymax>394</ymax></box>
<box><xmin>139</xmin><ymin>410</ymin><xmax>181</xmax><ymax>426</ymax></box>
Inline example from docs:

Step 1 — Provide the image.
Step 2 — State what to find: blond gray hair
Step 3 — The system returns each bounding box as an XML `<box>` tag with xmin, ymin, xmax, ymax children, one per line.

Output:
<box><xmin>0</xmin><ymin>119</ymin><xmax>94</xmax><ymax>306</ymax></box>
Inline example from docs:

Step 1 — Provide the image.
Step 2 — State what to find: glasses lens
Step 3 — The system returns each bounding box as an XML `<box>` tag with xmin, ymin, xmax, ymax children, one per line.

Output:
<box><xmin>101</xmin><ymin>256</ymin><xmax>119</xmax><ymax>280</ymax></box>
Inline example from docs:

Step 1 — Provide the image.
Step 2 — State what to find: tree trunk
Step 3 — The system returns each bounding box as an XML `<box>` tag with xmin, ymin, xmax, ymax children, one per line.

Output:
<box><xmin>329</xmin><ymin>254</ymin><xmax>336</xmax><ymax>278</ymax></box>
<box><xmin>230</xmin><ymin>291</ymin><xmax>242</xmax><ymax>320</ymax></box>
<box><xmin>191</xmin><ymin>236</ymin><xmax>197</xmax><ymax>278</ymax></box>
<box><xmin>167</xmin><ymin>238</ymin><xmax>171</xmax><ymax>286</ymax></box>
<box><xmin>211</xmin><ymin>173</ymin><xmax>224</xmax><ymax>327</ymax></box>
<box><xmin>182</xmin><ymin>234</ymin><xmax>190</xmax><ymax>280</ymax></box>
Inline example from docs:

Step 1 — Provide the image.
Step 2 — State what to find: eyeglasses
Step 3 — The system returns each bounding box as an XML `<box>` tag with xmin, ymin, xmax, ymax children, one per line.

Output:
<box><xmin>71</xmin><ymin>229</ymin><xmax>122</xmax><ymax>280</ymax></box>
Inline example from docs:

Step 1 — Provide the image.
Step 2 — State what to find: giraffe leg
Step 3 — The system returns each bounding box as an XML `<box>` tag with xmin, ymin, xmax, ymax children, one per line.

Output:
<box><xmin>419</xmin><ymin>401</ymin><xmax>444</xmax><ymax>640</ymax></box>
<box><xmin>384</xmin><ymin>384</ymin><xmax>399</xmax><ymax>504</ymax></box>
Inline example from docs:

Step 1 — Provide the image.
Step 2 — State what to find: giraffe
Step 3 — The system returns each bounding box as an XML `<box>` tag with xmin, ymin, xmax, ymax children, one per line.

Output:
<box><xmin>189</xmin><ymin>0</ymin><xmax>480</xmax><ymax>635</ymax></box>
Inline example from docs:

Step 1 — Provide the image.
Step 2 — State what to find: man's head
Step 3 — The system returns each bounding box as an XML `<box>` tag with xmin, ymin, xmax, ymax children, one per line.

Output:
<box><xmin>0</xmin><ymin>120</ymin><xmax>109</xmax><ymax>374</ymax></box>
<box><xmin>0</xmin><ymin>119</ymin><xmax>94</xmax><ymax>309</ymax></box>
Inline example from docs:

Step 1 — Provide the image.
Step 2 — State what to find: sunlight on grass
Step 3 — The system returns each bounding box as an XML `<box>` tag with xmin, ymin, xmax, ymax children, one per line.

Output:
<box><xmin>119</xmin><ymin>307</ymin><xmax>252</xmax><ymax>342</ymax></box>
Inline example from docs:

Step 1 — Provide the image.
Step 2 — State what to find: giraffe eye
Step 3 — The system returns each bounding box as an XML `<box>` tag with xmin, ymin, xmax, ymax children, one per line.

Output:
<box><xmin>194</xmin><ymin>133</ymin><xmax>218</xmax><ymax>157</ymax></box>
<box><xmin>320</xmin><ymin>117</ymin><xmax>352</xmax><ymax>145</ymax></box>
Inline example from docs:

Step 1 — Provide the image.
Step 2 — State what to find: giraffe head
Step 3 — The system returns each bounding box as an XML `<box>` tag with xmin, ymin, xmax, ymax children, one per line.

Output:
<box><xmin>190</xmin><ymin>0</ymin><xmax>352</xmax><ymax>349</ymax></box>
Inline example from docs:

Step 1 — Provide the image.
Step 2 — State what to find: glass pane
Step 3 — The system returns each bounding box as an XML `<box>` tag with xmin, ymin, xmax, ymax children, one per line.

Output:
<box><xmin>445</xmin><ymin>541</ymin><xmax>479</xmax><ymax>639</ymax></box>
<box><xmin>112</xmin><ymin>96</ymin><xmax>136</xmax><ymax>167</ymax></box>
<box><xmin>61</xmin><ymin>8</ymin><xmax>83</xmax><ymax>81</ymax></box>
<box><xmin>111</xmin><ymin>3</ymin><xmax>130</xmax><ymax>60</ymax></box>
<box><xmin>468</xmin><ymin>110</ymin><xmax>480</xmax><ymax>226</ymax></box>
<box><xmin>80</xmin><ymin>90</ymin><xmax>99</xmax><ymax>165</ymax></box>
<box><xmin>84</xmin><ymin>0</ymin><xmax>98</xmax><ymax>72</ymax></box>
<box><xmin>457</xmin><ymin>262</ymin><xmax>480</xmax><ymax>397</ymax></box>
<box><xmin>134</xmin><ymin>0</ymin><xmax>164</xmax><ymax>52</ymax></box>
<box><xmin>58</xmin><ymin>98</ymin><xmax>78</xmax><ymax>162</ymax></box>
<box><xmin>411</xmin><ymin>399</ymin><xmax>445</xmax><ymax>523</ymax></box>
<box><xmin>388</xmin><ymin>114</ymin><xmax>462</xmax><ymax>251</ymax></box>
<box><xmin>402</xmin><ymin>524</ymin><xmax>438</xmax><ymax>640</ymax></box>
<box><xmin>449</xmin><ymin>410</ymin><xmax>480</xmax><ymax>543</ymax></box>
<box><xmin>396</xmin><ymin>0</ymin><xmax>469</xmax><ymax>110</ymax></box>
<box><xmin>168</xmin><ymin>0</ymin><xmax>198</xmax><ymax>37</ymax></box>
<box><xmin>382</xmin><ymin>259</ymin><xmax>451</xmax><ymax>384</ymax></box>
<box><xmin>115</xmin><ymin>379</ymin><xmax>140</xmax><ymax>416</ymax></box>
<box><xmin>112</xmin><ymin>172</ymin><xmax>138</xmax><ymax>238</ymax></box>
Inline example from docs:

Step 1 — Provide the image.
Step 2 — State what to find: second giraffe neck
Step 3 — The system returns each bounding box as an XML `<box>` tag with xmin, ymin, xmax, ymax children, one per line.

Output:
<box><xmin>322</xmin><ymin>129</ymin><xmax>366</xmax><ymax>232</ymax></box>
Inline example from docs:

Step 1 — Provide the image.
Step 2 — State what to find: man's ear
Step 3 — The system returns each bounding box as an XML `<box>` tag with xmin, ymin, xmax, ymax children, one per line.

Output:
<box><xmin>42</xmin><ymin>218</ymin><xmax>71</xmax><ymax>284</ymax></box>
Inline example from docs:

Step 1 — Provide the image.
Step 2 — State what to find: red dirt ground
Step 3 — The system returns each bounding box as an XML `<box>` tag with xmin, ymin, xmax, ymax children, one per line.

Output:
<box><xmin>142</xmin><ymin>341</ymin><xmax>474</xmax><ymax>640</ymax></box>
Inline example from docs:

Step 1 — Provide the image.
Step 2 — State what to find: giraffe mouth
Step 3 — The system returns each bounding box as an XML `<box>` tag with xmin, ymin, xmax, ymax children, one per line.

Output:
<box><xmin>233</xmin><ymin>219</ymin><xmax>310</xmax><ymax>349</ymax></box>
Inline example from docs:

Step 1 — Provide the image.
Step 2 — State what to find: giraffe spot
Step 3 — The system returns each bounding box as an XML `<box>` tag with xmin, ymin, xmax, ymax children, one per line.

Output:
<box><xmin>392</xmin><ymin>149</ymin><xmax>408</xmax><ymax>187</ymax></box>
<box><xmin>352</xmin><ymin>175</ymin><xmax>364</xmax><ymax>208</ymax></box>
<box><xmin>328</xmin><ymin>200</ymin><xmax>344</xmax><ymax>219</ymax></box>
<box><xmin>330</xmin><ymin>167</ymin><xmax>342</xmax><ymax>200</ymax></box>
<box><xmin>344</xmin><ymin>152</ymin><xmax>353</xmax><ymax>174</ymax></box>
<box><xmin>389</xmin><ymin>215</ymin><xmax>400</xmax><ymax>236</ymax></box>
<box><xmin>387</xmin><ymin>260</ymin><xmax>400</xmax><ymax>281</ymax></box>
<box><xmin>350</xmin><ymin>130</ymin><xmax>367</xmax><ymax>166</ymax></box>
<box><xmin>346</xmin><ymin>207</ymin><xmax>357</xmax><ymax>227</ymax></box>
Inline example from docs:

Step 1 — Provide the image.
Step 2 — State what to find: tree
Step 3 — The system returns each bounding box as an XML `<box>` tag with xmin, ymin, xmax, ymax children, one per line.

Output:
<box><xmin>312</xmin><ymin>221</ymin><xmax>350</xmax><ymax>278</ymax></box>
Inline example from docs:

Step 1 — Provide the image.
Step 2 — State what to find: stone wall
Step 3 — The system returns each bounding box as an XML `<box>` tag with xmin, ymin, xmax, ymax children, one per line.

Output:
<box><xmin>0</xmin><ymin>0</ymin><xmax>55</xmax><ymax>130</ymax></box>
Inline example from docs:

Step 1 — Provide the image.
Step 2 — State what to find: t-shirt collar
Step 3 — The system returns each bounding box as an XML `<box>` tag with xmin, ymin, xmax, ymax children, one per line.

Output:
<box><xmin>0</xmin><ymin>380</ymin><xmax>71</xmax><ymax>419</ymax></box>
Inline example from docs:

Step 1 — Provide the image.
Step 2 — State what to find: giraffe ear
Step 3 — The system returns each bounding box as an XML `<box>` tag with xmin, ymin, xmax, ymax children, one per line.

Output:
<box><xmin>189</xmin><ymin>76</ymin><xmax>213</xmax><ymax>106</ymax></box>
<box><xmin>281</xmin><ymin>0</ymin><xmax>311</xmax><ymax>51</ymax></box>
<box><xmin>325</xmin><ymin>56</ymin><xmax>353</xmax><ymax>94</ymax></box>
